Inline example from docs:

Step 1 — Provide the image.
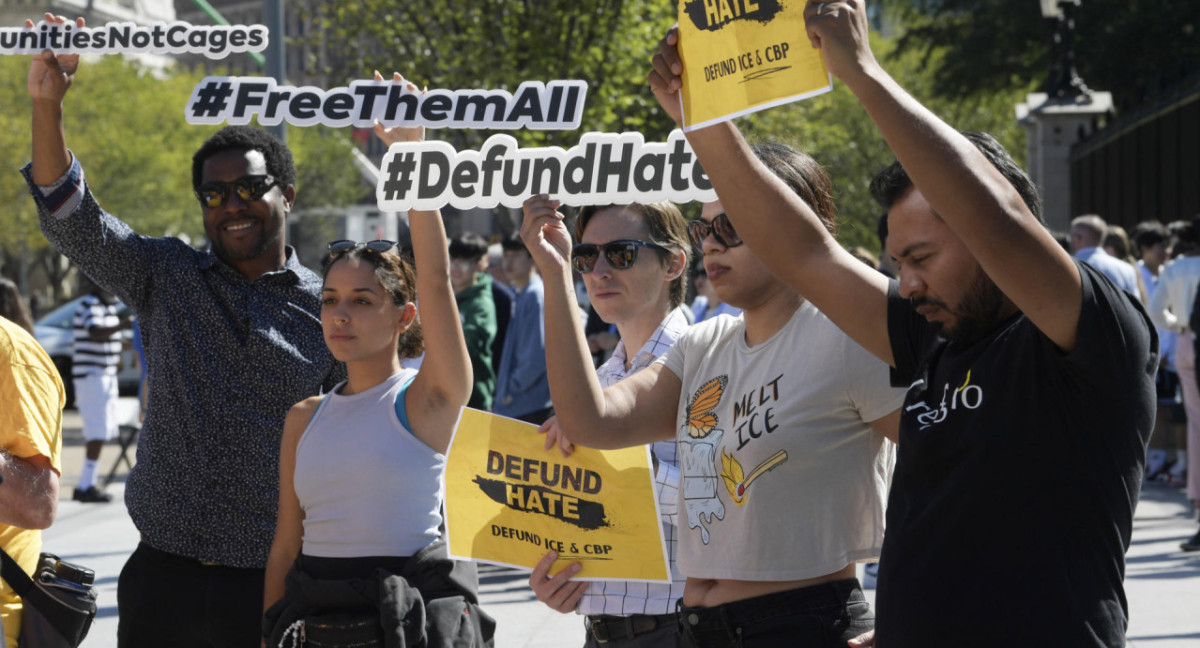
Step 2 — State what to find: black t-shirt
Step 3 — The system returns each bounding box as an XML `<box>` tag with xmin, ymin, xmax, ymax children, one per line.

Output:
<box><xmin>877</xmin><ymin>260</ymin><xmax>1156</xmax><ymax>647</ymax></box>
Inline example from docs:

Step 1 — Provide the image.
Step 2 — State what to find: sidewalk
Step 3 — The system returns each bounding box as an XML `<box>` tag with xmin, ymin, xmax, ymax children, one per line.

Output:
<box><xmin>44</xmin><ymin>399</ymin><xmax>1200</xmax><ymax>647</ymax></box>
<box><xmin>47</xmin><ymin>399</ymin><xmax>584</xmax><ymax>648</ymax></box>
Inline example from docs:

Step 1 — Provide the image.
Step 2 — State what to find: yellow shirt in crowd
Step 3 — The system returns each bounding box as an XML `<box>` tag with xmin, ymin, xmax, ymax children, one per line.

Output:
<box><xmin>0</xmin><ymin>316</ymin><xmax>65</xmax><ymax>645</ymax></box>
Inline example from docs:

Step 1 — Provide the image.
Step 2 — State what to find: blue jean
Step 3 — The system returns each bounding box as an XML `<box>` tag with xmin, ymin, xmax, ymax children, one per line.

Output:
<box><xmin>676</xmin><ymin>579</ymin><xmax>873</xmax><ymax>648</ymax></box>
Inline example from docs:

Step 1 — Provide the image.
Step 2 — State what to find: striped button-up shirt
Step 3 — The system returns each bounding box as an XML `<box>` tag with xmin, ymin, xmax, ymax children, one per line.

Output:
<box><xmin>579</xmin><ymin>306</ymin><xmax>690</xmax><ymax>615</ymax></box>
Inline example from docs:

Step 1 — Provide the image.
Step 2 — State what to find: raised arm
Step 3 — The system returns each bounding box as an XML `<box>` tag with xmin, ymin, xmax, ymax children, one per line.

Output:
<box><xmin>24</xmin><ymin>14</ymin><xmax>156</xmax><ymax>311</ymax></box>
<box><xmin>649</xmin><ymin>29</ymin><xmax>894</xmax><ymax>365</ymax></box>
<box><xmin>804</xmin><ymin>1</ymin><xmax>1081</xmax><ymax>350</ymax></box>
<box><xmin>376</xmin><ymin>73</ymin><xmax>472</xmax><ymax>454</ymax></box>
<box><xmin>28</xmin><ymin>13</ymin><xmax>81</xmax><ymax>184</ymax></box>
<box><xmin>520</xmin><ymin>195</ymin><xmax>680</xmax><ymax>449</ymax></box>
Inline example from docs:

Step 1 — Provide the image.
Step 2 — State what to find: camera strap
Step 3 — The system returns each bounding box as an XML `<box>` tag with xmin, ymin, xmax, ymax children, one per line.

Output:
<box><xmin>0</xmin><ymin>546</ymin><xmax>37</xmax><ymax>597</ymax></box>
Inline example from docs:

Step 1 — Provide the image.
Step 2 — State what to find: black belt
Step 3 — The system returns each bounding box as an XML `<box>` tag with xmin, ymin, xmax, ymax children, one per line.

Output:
<box><xmin>585</xmin><ymin>613</ymin><xmax>677</xmax><ymax>643</ymax></box>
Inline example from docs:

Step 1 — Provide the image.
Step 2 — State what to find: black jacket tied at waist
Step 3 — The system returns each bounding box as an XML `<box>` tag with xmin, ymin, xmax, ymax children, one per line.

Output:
<box><xmin>264</xmin><ymin>540</ymin><xmax>495</xmax><ymax>647</ymax></box>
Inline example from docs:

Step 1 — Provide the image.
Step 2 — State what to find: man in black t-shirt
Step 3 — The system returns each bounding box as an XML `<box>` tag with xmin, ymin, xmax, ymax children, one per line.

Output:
<box><xmin>646</xmin><ymin>2</ymin><xmax>1155</xmax><ymax>646</ymax></box>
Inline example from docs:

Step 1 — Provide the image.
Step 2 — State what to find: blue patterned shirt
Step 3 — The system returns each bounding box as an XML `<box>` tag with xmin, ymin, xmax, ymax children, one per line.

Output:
<box><xmin>23</xmin><ymin>158</ymin><xmax>341</xmax><ymax>568</ymax></box>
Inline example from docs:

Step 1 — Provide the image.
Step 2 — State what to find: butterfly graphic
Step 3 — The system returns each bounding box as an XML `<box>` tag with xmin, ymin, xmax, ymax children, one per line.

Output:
<box><xmin>685</xmin><ymin>376</ymin><xmax>727</xmax><ymax>439</ymax></box>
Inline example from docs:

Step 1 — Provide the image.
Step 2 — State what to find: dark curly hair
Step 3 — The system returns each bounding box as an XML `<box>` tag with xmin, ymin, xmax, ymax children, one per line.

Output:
<box><xmin>191</xmin><ymin>126</ymin><xmax>297</xmax><ymax>192</ymax></box>
<box><xmin>323</xmin><ymin>247</ymin><xmax>425</xmax><ymax>359</ymax></box>
<box><xmin>869</xmin><ymin>131</ymin><xmax>1042</xmax><ymax>224</ymax></box>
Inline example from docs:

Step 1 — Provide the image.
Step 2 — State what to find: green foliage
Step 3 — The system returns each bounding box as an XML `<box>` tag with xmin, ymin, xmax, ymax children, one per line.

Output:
<box><xmin>874</xmin><ymin>0</ymin><xmax>1200</xmax><ymax>109</ymax></box>
<box><xmin>289</xmin><ymin>2</ymin><xmax>1031</xmax><ymax>253</ymax></box>
<box><xmin>0</xmin><ymin>55</ymin><xmax>364</xmax><ymax>281</ymax></box>
<box><xmin>289</xmin><ymin>125</ymin><xmax>372</xmax><ymax>211</ymax></box>
<box><xmin>297</xmin><ymin>0</ymin><xmax>679</xmax><ymax>149</ymax></box>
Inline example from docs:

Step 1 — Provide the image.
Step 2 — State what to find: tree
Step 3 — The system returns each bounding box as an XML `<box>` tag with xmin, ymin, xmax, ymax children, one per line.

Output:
<box><xmin>874</xmin><ymin>0</ymin><xmax>1200</xmax><ymax>111</ymax></box>
<box><xmin>295</xmin><ymin>0</ymin><xmax>679</xmax><ymax>149</ymax></box>
<box><xmin>0</xmin><ymin>55</ymin><xmax>363</xmax><ymax>303</ymax></box>
<box><xmin>292</xmin><ymin>3</ymin><xmax>1027</xmax><ymax>253</ymax></box>
<box><xmin>293</xmin><ymin>0</ymin><xmax>680</xmax><ymax>235</ymax></box>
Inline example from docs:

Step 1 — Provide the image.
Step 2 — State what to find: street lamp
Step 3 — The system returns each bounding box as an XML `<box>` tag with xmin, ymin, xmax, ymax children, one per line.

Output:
<box><xmin>1040</xmin><ymin>0</ymin><xmax>1091</xmax><ymax>99</ymax></box>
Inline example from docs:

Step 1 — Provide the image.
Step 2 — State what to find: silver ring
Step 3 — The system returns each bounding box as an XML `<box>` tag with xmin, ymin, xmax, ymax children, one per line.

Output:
<box><xmin>816</xmin><ymin>2</ymin><xmax>826</xmax><ymax>16</ymax></box>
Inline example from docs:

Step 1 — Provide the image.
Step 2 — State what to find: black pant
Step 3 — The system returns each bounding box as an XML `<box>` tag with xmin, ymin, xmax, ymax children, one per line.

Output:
<box><xmin>117</xmin><ymin>542</ymin><xmax>265</xmax><ymax>648</ymax></box>
<box><xmin>676</xmin><ymin>579</ymin><xmax>873</xmax><ymax>648</ymax></box>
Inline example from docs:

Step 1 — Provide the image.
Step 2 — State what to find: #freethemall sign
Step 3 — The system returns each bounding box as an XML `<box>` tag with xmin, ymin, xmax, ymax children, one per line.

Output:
<box><xmin>375</xmin><ymin>130</ymin><xmax>717</xmax><ymax>212</ymax></box>
<box><xmin>677</xmin><ymin>0</ymin><xmax>832</xmax><ymax>130</ymax></box>
<box><xmin>184</xmin><ymin>77</ymin><xmax>587</xmax><ymax>130</ymax></box>
<box><xmin>445</xmin><ymin>409</ymin><xmax>670</xmax><ymax>582</ymax></box>
<box><xmin>1</xmin><ymin>21</ymin><xmax>267</xmax><ymax>59</ymax></box>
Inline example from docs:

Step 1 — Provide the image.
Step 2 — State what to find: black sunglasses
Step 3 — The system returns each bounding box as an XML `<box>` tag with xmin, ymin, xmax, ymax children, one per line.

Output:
<box><xmin>327</xmin><ymin>239</ymin><xmax>398</xmax><ymax>258</ymax></box>
<box><xmin>687</xmin><ymin>212</ymin><xmax>743</xmax><ymax>249</ymax></box>
<box><xmin>571</xmin><ymin>239</ymin><xmax>666</xmax><ymax>274</ymax></box>
<box><xmin>195</xmin><ymin>175</ymin><xmax>280</xmax><ymax>209</ymax></box>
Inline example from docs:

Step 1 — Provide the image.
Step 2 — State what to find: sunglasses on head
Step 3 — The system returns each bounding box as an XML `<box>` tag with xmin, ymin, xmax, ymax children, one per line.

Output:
<box><xmin>571</xmin><ymin>239</ymin><xmax>666</xmax><ymax>274</ymax></box>
<box><xmin>686</xmin><ymin>212</ymin><xmax>743</xmax><ymax>249</ymax></box>
<box><xmin>327</xmin><ymin>239</ymin><xmax>398</xmax><ymax>258</ymax></box>
<box><xmin>195</xmin><ymin>175</ymin><xmax>280</xmax><ymax>209</ymax></box>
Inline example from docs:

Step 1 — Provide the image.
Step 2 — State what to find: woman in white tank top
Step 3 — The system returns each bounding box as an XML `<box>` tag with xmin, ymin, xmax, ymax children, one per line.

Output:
<box><xmin>262</xmin><ymin>74</ymin><xmax>491</xmax><ymax>647</ymax></box>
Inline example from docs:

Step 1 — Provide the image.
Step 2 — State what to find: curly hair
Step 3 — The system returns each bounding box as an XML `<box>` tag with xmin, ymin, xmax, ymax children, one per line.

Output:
<box><xmin>191</xmin><ymin>125</ymin><xmax>297</xmax><ymax>192</ymax></box>
<box><xmin>323</xmin><ymin>247</ymin><xmax>425</xmax><ymax>359</ymax></box>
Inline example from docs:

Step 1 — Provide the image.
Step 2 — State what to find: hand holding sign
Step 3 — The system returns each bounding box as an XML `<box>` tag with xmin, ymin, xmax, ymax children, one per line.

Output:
<box><xmin>540</xmin><ymin>416</ymin><xmax>576</xmax><ymax>459</ymax></box>
<box><xmin>26</xmin><ymin>14</ymin><xmax>83</xmax><ymax>105</ymax></box>
<box><xmin>802</xmin><ymin>0</ymin><xmax>877</xmax><ymax>85</ymax></box>
<box><xmin>528</xmin><ymin>550</ymin><xmax>587</xmax><ymax>614</ymax></box>
<box><xmin>648</xmin><ymin>24</ymin><xmax>685</xmax><ymax>126</ymax></box>
<box><xmin>520</xmin><ymin>194</ymin><xmax>573</xmax><ymax>278</ymax></box>
<box><xmin>372</xmin><ymin>70</ymin><xmax>425</xmax><ymax>145</ymax></box>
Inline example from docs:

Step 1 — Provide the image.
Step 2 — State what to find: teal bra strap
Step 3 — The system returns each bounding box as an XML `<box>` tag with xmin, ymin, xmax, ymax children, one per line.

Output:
<box><xmin>393</xmin><ymin>374</ymin><xmax>418</xmax><ymax>432</ymax></box>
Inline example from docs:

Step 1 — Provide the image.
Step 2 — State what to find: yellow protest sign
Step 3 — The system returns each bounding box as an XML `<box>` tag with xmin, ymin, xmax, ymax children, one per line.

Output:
<box><xmin>677</xmin><ymin>0</ymin><xmax>832</xmax><ymax>130</ymax></box>
<box><xmin>445</xmin><ymin>408</ymin><xmax>669</xmax><ymax>582</ymax></box>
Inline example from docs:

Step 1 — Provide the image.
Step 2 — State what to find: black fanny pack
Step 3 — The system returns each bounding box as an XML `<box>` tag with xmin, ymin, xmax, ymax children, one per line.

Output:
<box><xmin>0</xmin><ymin>548</ymin><xmax>97</xmax><ymax>648</ymax></box>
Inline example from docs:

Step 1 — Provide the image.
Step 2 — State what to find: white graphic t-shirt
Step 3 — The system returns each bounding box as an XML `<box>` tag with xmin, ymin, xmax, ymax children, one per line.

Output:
<box><xmin>657</xmin><ymin>302</ymin><xmax>905</xmax><ymax>581</ymax></box>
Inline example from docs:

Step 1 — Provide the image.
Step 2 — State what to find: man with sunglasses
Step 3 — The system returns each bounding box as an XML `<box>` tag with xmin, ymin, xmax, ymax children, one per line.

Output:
<box><xmin>23</xmin><ymin>21</ymin><xmax>340</xmax><ymax>647</ymax></box>
<box><xmin>649</xmin><ymin>3</ymin><xmax>1155</xmax><ymax>646</ymax></box>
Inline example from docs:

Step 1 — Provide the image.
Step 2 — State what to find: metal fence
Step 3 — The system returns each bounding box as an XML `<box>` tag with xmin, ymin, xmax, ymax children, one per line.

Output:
<box><xmin>1071</xmin><ymin>74</ymin><xmax>1200</xmax><ymax>230</ymax></box>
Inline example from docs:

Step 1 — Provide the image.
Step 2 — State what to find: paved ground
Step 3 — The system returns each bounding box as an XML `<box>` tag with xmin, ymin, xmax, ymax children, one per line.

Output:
<box><xmin>43</xmin><ymin>399</ymin><xmax>1200</xmax><ymax>647</ymax></box>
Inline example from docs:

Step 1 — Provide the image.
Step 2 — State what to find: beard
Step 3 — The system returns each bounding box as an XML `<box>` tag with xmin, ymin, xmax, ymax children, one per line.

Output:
<box><xmin>916</xmin><ymin>270</ymin><xmax>1008</xmax><ymax>346</ymax></box>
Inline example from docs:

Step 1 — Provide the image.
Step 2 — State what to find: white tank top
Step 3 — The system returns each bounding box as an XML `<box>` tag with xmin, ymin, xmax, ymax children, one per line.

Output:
<box><xmin>294</xmin><ymin>369</ymin><xmax>446</xmax><ymax>557</ymax></box>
